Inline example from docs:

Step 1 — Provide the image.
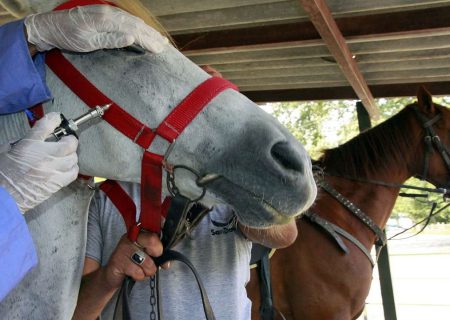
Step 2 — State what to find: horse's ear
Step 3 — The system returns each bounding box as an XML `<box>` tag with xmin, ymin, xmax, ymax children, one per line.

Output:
<box><xmin>417</xmin><ymin>86</ymin><xmax>435</xmax><ymax>114</ymax></box>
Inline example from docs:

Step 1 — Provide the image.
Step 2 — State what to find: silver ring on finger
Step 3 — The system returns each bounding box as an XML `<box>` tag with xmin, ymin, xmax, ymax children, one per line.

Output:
<box><xmin>130</xmin><ymin>250</ymin><xmax>146</xmax><ymax>265</ymax></box>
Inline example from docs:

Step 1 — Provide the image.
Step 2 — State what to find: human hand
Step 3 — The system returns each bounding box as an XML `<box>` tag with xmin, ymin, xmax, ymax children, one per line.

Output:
<box><xmin>0</xmin><ymin>112</ymin><xmax>79</xmax><ymax>213</ymax></box>
<box><xmin>104</xmin><ymin>233</ymin><xmax>165</xmax><ymax>289</ymax></box>
<box><xmin>24</xmin><ymin>5</ymin><xmax>168</xmax><ymax>53</ymax></box>
<box><xmin>200</xmin><ymin>65</ymin><xmax>223</xmax><ymax>78</ymax></box>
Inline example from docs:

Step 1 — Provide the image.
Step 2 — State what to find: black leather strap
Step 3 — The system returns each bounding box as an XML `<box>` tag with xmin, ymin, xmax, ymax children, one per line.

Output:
<box><xmin>319</xmin><ymin>180</ymin><xmax>387</xmax><ymax>246</ymax></box>
<box><xmin>154</xmin><ymin>250</ymin><xmax>216</xmax><ymax>320</ymax></box>
<box><xmin>257</xmin><ymin>252</ymin><xmax>275</xmax><ymax>320</ymax></box>
<box><xmin>115</xmin><ymin>249</ymin><xmax>216</xmax><ymax>320</ymax></box>
<box><xmin>303</xmin><ymin>211</ymin><xmax>375</xmax><ymax>267</ymax></box>
<box><xmin>113</xmin><ymin>195</ymin><xmax>214</xmax><ymax>320</ymax></box>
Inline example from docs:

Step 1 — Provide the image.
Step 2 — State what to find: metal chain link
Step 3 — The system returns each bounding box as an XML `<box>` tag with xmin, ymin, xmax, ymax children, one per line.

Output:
<box><xmin>149</xmin><ymin>275</ymin><xmax>157</xmax><ymax>320</ymax></box>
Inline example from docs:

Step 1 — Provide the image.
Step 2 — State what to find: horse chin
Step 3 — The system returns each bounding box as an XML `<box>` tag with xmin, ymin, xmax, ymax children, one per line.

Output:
<box><xmin>238</xmin><ymin>208</ymin><xmax>294</xmax><ymax>229</ymax></box>
<box><xmin>206</xmin><ymin>179</ymin><xmax>307</xmax><ymax>228</ymax></box>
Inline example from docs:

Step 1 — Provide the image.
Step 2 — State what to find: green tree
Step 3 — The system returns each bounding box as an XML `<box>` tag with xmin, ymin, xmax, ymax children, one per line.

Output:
<box><xmin>263</xmin><ymin>97</ymin><xmax>449</xmax><ymax>223</ymax></box>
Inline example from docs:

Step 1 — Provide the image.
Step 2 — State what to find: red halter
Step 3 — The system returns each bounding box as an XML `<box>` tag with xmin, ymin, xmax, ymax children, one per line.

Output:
<box><xmin>45</xmin><ymin>0</ymin><xmax>238</xmax><ymax>240</ymax></box>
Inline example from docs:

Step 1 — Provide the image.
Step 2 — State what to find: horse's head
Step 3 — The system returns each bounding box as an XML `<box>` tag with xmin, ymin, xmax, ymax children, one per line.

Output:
<box><xmin>8</xmin><ymin>0</ymin><xmax>316</xmax><ymax>227</ymax></box>
<box><xmin>43</xmin><ymin>45</ymin><xmax>316</xmax><ymax>228</ymax></box>
<box><xmin>408</xmin><ymin>87</ymin><xmax>450</xmax><ymax>189</ymax></box>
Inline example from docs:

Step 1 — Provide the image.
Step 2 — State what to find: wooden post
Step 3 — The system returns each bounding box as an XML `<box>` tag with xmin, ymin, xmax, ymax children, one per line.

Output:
<box><xmin>377</xmin><ymin>241</ymin><xmax>397</xmax><ymax>320</ymax></box>
<box><xmin>356</xmin><ymin>101</ymin><xmax>397</xmax><ymax>320</ymax></box>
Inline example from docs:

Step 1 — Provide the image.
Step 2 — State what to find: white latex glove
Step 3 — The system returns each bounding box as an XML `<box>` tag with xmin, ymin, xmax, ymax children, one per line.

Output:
<box><xmin>24</xmin><ymin>5</ymin><xmax>168</xmax><ymax>53</ymax></box>
<box><xmin>0</xmin><ymin>113</ymin><xmax>79</xmax><ymax>213</ymax></box>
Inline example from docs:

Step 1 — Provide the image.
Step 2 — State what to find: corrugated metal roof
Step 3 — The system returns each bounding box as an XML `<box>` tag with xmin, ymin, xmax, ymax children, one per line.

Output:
<box><xmin>3</xmin><ymin>0</ymin><xmax>450</xmax><ymax>115</ymax></box>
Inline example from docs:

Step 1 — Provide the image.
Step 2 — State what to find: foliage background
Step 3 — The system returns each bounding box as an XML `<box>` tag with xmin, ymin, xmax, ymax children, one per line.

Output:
<box><xmin>262</xmin><ymin>97</ymin><xmax>450</xmax><ymax>224</ymax></box>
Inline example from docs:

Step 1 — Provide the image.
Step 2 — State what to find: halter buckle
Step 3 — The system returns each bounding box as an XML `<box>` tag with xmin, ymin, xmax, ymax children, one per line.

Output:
<box><xmin>432</xmin><ymin>135</ymin><xmax>441</xmax><ymax>143</ymax></box>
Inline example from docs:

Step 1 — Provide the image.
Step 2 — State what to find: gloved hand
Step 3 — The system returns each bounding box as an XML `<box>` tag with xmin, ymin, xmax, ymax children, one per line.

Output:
<box><xmin>24</xmin><ymin>5</ymin><xmax>168</xmax><ymax>53</ymax></box>
<box><xmin>0</xmin><ymin>112</ymin><xmax>79</xmax><ymax>213</ymax></box>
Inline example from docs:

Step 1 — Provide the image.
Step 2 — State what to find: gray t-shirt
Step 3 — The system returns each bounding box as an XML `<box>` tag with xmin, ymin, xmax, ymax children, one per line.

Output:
<box><xmin>86</xmin><ymin>182</ymin><xmax>252</xmax><ymax>320</ymax></box>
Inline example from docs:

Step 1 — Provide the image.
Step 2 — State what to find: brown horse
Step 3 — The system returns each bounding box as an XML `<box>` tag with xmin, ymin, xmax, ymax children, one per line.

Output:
<box><xmin>247</xmin><ymin>88</ymin><xmax>450</xmax><ymax>320</ymax></box>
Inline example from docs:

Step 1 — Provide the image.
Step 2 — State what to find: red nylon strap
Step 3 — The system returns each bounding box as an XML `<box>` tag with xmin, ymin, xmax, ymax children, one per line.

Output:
<box><xmin>54</xmin><ymin>0</ymin><xmax>116</xmax><ymax>10</ymax></box>
<box><xmin>45</xmin><ymin>50</ymin><xmax>155</xmax><ymax>149</ymax></box>
<box><xmin>140</xmin><ymin>152</ymin><xmax>164</xmax><ymax>233</ymax></box>
<box><xmin>156</xmin><ymin>77</ymin><xmax>238</xmax><ymax>142</ymax></box>
<box><xmin>99</xmin><ymin>180</ymin><xmax>139</xmax><ymax>240</ymax></box>
<box><xmin>27</xmin><ymin>103</ymin><xmax>45</xmax><ymax>127</ymax></box>
<box><xmin>45</xmin><ymin>1</ymin><xmax>239</xmax><ymax>236</ymax></box>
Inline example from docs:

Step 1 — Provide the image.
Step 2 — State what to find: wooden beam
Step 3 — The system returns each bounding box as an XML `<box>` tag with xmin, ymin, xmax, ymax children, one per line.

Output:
<box><xmin>298</xmin><ymin>0</ymin><xmax>378</xmax><ymax>118</ymax></box>
<box><xmin>174</xmin><ymin>7</ymin><xmax>450</xmax><ymax>51</ymax></box>
<box><xmin>242</xmin><ymin>81</ymin><xmax>450</xmax><ymax>102</ymax></box>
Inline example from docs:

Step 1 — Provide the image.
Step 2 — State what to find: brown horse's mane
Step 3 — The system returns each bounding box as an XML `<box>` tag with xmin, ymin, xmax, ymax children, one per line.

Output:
<box><xmin>317</xmin><ymin>104</ymin><xmax>420</xmax><ymax>178</ymax></box>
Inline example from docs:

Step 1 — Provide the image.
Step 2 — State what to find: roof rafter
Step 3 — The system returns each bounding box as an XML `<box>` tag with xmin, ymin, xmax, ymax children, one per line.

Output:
<box><xmin>297</xmin><ymin>0</ymin><xmax>378</xmax><ymax>118</ymax></box>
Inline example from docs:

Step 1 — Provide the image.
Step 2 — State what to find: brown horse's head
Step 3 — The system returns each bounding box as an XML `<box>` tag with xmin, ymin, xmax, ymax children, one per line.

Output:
<box><xmin>410</xmin><ymin>87</ymin><xmax>450</xmax><ymax>189</ymax></box>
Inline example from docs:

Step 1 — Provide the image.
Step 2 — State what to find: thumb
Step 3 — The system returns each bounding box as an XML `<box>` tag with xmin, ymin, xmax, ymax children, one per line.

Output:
<box><xmin>91</xmin><ymin>33</ymin><xmax>135</xmax><ymax>50</ymax></box>
<box><xmin>136</xmin><ymin>33</ymin><xmax>168</xmax><ymax>53</ymax></box>
<box><xmin>28</xmin><ymin>112</ymin><xmax>62</xmax><ymax>141</ymax></box>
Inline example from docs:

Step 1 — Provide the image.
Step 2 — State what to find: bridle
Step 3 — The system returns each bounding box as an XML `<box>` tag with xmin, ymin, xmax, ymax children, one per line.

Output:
<box><xmin>412</xmin><ymin>105</ymin><xmax>450</xmax><ymax>183</ymax></box>
<box><xmin>43</xmin><ymin>2</ymin><xmax>240</xmax><ymax>319</ymax></box>
<box><xmin>45</xmin><ymin>47</ymin><xmax>236</xmax><ymax>234</ymax></box>
<box><xmin>306</xmin><ymin>105</ymin><xmax>450</xmax><ymax>267</ymax></box>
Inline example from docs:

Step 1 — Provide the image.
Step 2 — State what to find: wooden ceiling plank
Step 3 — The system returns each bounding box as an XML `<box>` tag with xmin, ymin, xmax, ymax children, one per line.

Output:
<box><xmin>239</xmin><ymin>81</ymin><xmax>348</xmax><ymax>91</ymax></box>
<box><xmin>157</xmin><ymin>1</ymin><xmax>304</xmax><ymax>34</ymax></box>
<box><xmin>298</xmin><ymin>0</ymin><xmax>378</xmax><ymax>118</ymax></box>
<box><xmin>241</xmin><ymin>81</ymin><xmax>450</xmax><ymax>102</ymax></box>
<box><xmin>221</xmin><ymin>64</ymin><xmax>340</xmax><ymax>79</ymax></box>
<box><xmin>229</xmin><ymin>68</ymin><xmax>450</xmax><ymax>88</ymax></box>
<box><xmin>144</xmin><ymin>0</ymin><xmax>290</xmax><ymax>16</ymax></box>
<box><xmin>215</xmin><ymin>57</ymin><xmax>333</xmax><ymax>71</ymax></box>
<box><xmin>174</xmin><ymin>6</ymin><xmax>450</xmax><ymax>51</ymax></box>
<box><xmin>156</xmin><ymin>0</ymin><xmax>450</xmax><ymax>34</ymax></box>
<box><xmin>356</xmin><ymin>48</ymin><xmax>450</xmax><ymax>64</ymax></box>
<box><xmin>238</xmin><ymin>75</ymin><xmax>450</xmax><ymax>92</ymax></box>
<box><xmin>232</xmin><ymin>75</ymin><xmax>346</xmax><ymax>86</ymax></box>
<box><xmin>215</xmin><ymin>53</ymin><xmax>450</xmax><ymax>73</ymax></box>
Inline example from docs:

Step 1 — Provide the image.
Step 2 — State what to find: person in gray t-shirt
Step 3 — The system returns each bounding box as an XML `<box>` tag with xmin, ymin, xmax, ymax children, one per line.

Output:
<box><xmin>73</xmin><ymin>181</ymin><xmax>298</xmax><ymax>319</ymax></box>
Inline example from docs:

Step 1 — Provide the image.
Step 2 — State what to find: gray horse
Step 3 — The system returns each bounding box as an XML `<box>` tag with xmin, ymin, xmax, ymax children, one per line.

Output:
<box><xmin>0</xmin><ymin>1</ymin><xmax>317</xmax><ymax>319</ymax></box>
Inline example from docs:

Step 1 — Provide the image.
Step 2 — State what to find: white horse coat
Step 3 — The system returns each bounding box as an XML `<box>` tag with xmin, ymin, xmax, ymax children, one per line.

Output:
<box><xmin>0</xmin><ymin>3</ymin><xmax>316</xmax><ymax>319</ymax></box>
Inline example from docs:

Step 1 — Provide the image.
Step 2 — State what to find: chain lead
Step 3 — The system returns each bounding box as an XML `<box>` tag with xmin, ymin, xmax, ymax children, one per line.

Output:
<box><xmin>150</xmin><ymin>275</ymin><xmax>157</xmax><ymax>320</ymax></box>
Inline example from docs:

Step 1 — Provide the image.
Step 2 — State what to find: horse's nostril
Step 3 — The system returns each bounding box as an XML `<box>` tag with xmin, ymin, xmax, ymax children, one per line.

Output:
<box><xmin>270</xmin><ymin>141</ymin><xmax>304</xmax><ymax>172</ymax></box>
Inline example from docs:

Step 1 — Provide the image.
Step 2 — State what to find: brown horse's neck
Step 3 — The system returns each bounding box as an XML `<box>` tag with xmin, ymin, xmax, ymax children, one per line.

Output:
<box><xmin>313</xmin><ymin>108</ymin><xmax>426</xmax><ymax>249</ymax></box>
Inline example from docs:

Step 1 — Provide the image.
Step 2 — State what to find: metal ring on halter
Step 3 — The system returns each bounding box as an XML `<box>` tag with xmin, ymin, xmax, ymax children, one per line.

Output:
<box><xmin>130</xmin><ymin>250</ymin><xmax>146</xmax><ymax>266</ymax></box>
<box><xmin>163</xmin><ymin>139</ymin><xmax>177</xmax><ymax>161</ymax></box>
<box><xmin>196</xmin><ymin>173</ymin><xmax>222</xmax><ymax>187</ymax></box>
<box><xmin>166</xmin><ymin>165</ymin><xmax>206</xmax><ymax>202</ymax></box>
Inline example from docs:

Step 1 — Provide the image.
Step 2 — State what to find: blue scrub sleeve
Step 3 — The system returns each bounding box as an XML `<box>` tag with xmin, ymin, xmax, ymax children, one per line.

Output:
<box><xmin>0</xmin><ymin>19</ymin><xmax>51</xmax><ymax>114</ymax></box>
<box><xmin>0</xmin><ymin>187</ymin><xmax>37</xmax><ymax>301</ymax></box>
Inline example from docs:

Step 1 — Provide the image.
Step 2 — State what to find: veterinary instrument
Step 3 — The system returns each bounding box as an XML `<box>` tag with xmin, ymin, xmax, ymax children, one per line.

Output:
<box><xmin>48</xmin><ymin>103</ymin><xmax>111</xmax><ymax>141</ymax></box>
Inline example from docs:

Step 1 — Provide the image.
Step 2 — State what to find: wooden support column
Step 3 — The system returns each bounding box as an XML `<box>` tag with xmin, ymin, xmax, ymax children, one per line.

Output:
<box><xmin>377</xmin><ymin>241</ymin><xmax>398</xmax><ymax>320</ymax></box>
<box><xmin>299</xmin><ymin>0</ymin><xmax>379</xmax><ymax>119</ymax></box>
<box><xmin>356</xmin><ymin>101</ymin><xmax>397</xmax><ymax>320</ymax></box>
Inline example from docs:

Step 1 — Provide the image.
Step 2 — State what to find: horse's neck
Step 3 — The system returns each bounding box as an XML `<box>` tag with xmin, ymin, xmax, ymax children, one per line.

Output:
<box><xmin>316</xmin><ymin>174</ymin><xmax>400</xmax><ymax>249</ymax></box>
